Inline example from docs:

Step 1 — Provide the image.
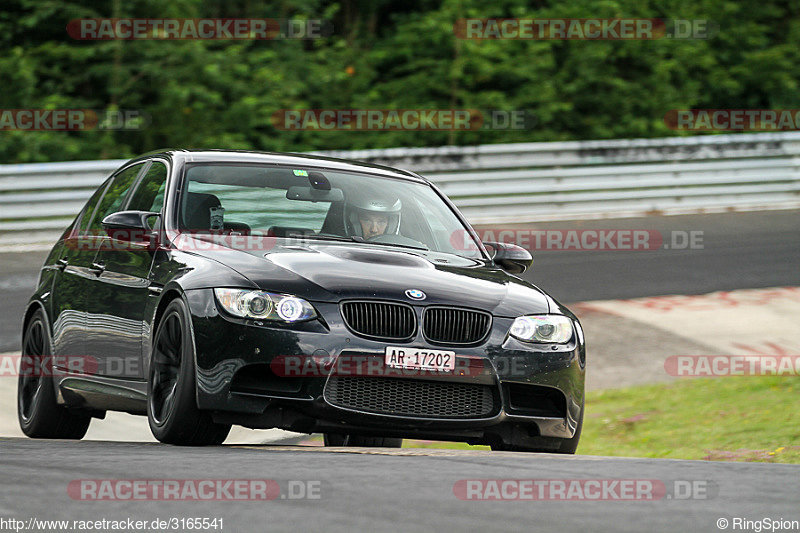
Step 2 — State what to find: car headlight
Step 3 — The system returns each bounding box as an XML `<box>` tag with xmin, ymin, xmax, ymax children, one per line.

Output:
<box><xmin>213</xmin><ymin>288</ymin><xmax>317</xmax><ymax>322</ymax></box>
<box><xmin>509</xmin><ymin>315</ymin><xmax>574</xmax><ymax>344</ymax></box>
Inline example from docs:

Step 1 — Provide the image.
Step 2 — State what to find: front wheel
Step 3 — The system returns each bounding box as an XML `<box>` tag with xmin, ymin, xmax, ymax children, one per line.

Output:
<box><xmin>323</xmin><ymin>434</ymin><xmax>403</xmax><ymax>447</ymax></box>
<box><xmin>147</xmin><ymin>299</ymin><xmax>231</xmax><ymax>446</ymax></box>
<box><xmin>17</xmin><ymin>309</ymin><xmax>91</xmax><ymax>439</ymax></box>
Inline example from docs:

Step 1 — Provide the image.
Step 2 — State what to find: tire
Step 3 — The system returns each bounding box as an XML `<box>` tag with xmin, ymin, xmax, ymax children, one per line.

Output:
<box><xmin>491</xmin><ymin>406</ymin><xmax>583</xmax><ymax>454</ymax></box>
<box><xmin>17</xmin><ymin>309</ymin><xmax>91</xmax><ymax>439</ymax></box>
<box><xmin>147</xmin><ymin>298</ymin><xmax>231</xmax><ymax>446</ymax></box>
<box><xmin>323</xmin><ymin>434</ymin><xmax>403</xmax><ymax>447</ymax></box>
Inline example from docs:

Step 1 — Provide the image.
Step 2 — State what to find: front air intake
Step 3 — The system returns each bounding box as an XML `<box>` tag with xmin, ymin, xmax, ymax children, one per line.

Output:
<box><xmin>324</xmin><ymin>376</ymin><xmax>497</xmax><ymax>419</ymax></box>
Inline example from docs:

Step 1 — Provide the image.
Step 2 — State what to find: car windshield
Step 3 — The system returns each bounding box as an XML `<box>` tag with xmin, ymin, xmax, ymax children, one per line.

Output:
<box><xmin>180</xmin><ymin>163</ymin><xmax>484</xmax><ymax>259</ymax></box>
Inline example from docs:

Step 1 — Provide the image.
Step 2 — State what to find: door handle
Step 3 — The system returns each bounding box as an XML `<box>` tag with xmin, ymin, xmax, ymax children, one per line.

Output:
<box><xmin>89</xmin><ymin>262</ymin><xmax>106</xmax><ymax>275</ymax></box>
<box><xmin>56</xmin><ymin>259</ymin><xmax>68</xmax><ymax>271</ymax></box>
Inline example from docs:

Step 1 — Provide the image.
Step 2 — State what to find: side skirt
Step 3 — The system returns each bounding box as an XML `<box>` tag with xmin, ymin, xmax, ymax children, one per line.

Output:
<box><xmin>56</xmin><ymin>375</ymin><xmax>148</xmax><ymax>416</ymax></box>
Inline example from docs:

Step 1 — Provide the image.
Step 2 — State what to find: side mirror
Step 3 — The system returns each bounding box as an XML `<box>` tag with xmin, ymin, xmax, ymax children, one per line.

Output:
<box><xmin>101</xmin><ymin>210</ymin><xmax>160</xmax><ymax>243</ymax></box>
<box><xmin>483</xmin><ymin>241</ymin><xmax>533</xmax><ymax>274</ymax></box>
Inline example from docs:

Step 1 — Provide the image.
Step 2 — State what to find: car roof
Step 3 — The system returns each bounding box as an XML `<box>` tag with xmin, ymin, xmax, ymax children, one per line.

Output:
<box><xmin>131</xmin><ymin>149</ymin><xmax>428</xmax><ymax>184</ymax></box>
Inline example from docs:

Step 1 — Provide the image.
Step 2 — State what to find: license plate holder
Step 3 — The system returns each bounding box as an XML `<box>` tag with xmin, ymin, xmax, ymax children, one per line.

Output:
<box><xmin>384</xmin><ymin>346</ymin><xmax>456</xmax><ymax>372</ymax></box>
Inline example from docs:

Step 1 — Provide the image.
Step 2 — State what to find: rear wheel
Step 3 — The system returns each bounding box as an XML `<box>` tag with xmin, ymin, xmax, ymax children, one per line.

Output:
<box><xmin>148</xmin><ymin>299</ymin><xmax>231</xmax><ymax>446</ymax></box>
<box><xmin>17</xmin><ymin>309</ymin><xmax>91</xmax><ymax>439</ymax></box>
<box><xmin>323</xmin><ymin>434</ymin><xmax>403</xmax><ymax>447</ymax></box>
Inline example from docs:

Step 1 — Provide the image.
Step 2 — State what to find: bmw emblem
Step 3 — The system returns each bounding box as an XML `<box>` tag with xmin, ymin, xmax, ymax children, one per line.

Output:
<box><xmin>405</xmin><ymin>289</ymin><xmax>426</xmax><ymax>301</ymax></box>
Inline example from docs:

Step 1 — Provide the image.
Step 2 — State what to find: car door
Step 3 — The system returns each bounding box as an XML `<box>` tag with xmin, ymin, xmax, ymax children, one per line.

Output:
<box><xmin>78</xmin><ymin>162</ymin><xmax>147</xmax><ymax>377</ymax></box>
<box><xmin>50</xmin><ymin>179</ymin><xmax>112</xmax><ymax>360</ymax></box>
<box><xmin>87</xmin><ymin>160</ymin><xmax>168</xmax><ymax>379</ymax></box>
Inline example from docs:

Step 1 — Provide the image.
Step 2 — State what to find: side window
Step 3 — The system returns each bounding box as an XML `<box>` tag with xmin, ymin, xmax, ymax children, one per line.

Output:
<box><xmin>86</xmin><ymin>163</ymin><xmax>144</xmax><ymax>236</ymax></box>
<box><xmin>128</xmin><ymin>161</ymin><xmax>168</xmax><ymax>213</ymax></box>
<box><xmin>77</xmin><ymin>178</ymin><xmax>112</xmax><ymax>236</ymax></box>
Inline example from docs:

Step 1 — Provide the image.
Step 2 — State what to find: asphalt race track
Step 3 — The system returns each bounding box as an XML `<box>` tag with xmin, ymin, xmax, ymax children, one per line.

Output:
<box><xmin>0</xmin><ymin>210</ymin><xmax>798</xmax><ymax>532</ymax></box>
<box><xmin>518</xmin><ymin>209</ymin><xmax>800</xmax><ymax>302</ymax></box>
<box><xmin>2</xmin><ymin>439</ymin><xmax>799</xmax><ymax>533</ymax></box>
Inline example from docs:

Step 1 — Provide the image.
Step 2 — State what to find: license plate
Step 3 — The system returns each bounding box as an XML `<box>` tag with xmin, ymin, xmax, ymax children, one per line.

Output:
<box><xmin>384</xmin><ymin>346</ymin><xmax>456</xmax><ymax>372</ymax></box>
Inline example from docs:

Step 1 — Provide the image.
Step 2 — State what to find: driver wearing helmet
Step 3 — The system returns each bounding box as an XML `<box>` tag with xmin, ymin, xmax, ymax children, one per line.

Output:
<box><xmin>345</xmin><ymin>193</ymin><xmax>402</xmax><ymax>240</ymax></box>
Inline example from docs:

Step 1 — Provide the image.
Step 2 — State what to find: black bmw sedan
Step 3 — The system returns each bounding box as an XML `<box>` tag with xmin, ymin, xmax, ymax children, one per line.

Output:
<box><xmin>18</xmin><ymin>150</ymin><xmax>585</xmax><ymax>452</ymax></box>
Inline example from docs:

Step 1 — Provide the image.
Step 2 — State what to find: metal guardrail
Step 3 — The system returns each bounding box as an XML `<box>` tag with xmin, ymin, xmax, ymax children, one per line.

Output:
<box><xmin>1</xmin><ymin>132</ymin><xmax>799</xmax><ymax>245</ymax></box>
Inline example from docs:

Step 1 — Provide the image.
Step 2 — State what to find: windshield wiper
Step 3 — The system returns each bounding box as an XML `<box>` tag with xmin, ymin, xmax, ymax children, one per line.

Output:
<box><xmin>296</xmin><ymin>234</ymin><xmax>355</xmax><ymax>243</ymax></box>
<box><xmin>299</xmin><ymin>233</ymin><xmax>428</xmax><ymax>251</ymax></box>
<box><xmin>356</xmin><ymin>240</ymin><xmax>428</xmax><ymax>251</ymax></box>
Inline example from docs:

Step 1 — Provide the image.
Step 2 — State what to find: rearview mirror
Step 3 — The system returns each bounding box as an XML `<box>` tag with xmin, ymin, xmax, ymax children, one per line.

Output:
<box><xmin>286</xmin><ymin>186</ymin><xmax>344</xmax><ymax>203</ymax></box>
<box><xmin>483</xmin><ymin>241</ymin><xmax>533</xmax><ymax>274</ymax></box>
<box><xmin>101</xmin><ymin>210</ymin><xmax>160</xmax><ymax>243</ymax></box>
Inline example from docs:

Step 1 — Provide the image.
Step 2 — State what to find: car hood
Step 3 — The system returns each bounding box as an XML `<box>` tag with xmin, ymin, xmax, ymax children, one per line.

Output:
<box><xmin>179</xmin><ymin>236</ymin><xmax>550</xmax><ymax>317</ymax></box>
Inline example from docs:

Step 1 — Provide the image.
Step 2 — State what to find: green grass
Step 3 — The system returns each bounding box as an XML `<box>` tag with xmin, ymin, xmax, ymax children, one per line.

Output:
<box><xmin>366</xmin><ymin>376</ymin><xmax>800</xmax><ymax>462</ymax></box>
<box><xmin>578</xmin><ymin>376</ymin><xmax>800</xmax><ymax>463</ymax></box>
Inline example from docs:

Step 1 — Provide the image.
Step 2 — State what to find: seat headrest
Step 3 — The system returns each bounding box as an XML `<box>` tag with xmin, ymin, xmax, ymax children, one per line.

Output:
<box><xmin>183</xmin><ymin>192</ymin><xmax>222</xmax><ymax>230</ymax></box>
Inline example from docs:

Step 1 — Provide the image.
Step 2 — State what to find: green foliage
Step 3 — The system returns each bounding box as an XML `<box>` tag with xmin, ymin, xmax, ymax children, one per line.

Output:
<box><xmin>0</xmin><ymin>0</ymin><xmax>798</xmax><ymax>162</ymax></box>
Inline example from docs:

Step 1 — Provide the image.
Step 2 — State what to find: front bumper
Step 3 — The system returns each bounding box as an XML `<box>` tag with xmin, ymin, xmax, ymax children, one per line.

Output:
<box><xmin>184</xmin><ymin>289</ymin><xmax>585</xmax><ymax>444</ymax></box>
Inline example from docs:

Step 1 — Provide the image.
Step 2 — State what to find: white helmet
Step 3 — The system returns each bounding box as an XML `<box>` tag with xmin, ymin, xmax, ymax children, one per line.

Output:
<box><xmin>344</xmin><ymin>192</ymin><xmax>402</xmax><ymax>238</ymax></box>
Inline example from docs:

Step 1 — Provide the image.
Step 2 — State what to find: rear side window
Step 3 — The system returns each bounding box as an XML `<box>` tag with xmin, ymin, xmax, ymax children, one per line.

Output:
<box><xmin>128</xmin><ymin>161</ymin><xmax>168</xmax><ymax>213</ymax></box>
<box><xmin>86</xmin><ymin>163</ymin><xmax>144</xmax><ymax>235</ymax></box>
